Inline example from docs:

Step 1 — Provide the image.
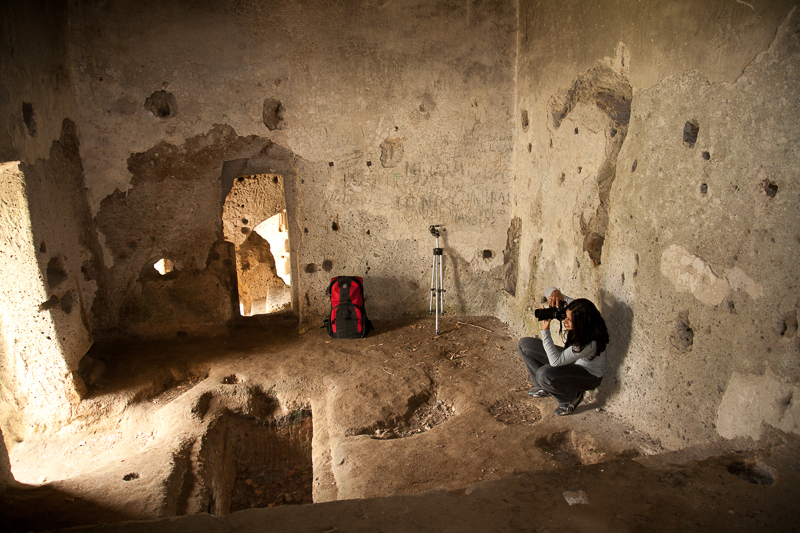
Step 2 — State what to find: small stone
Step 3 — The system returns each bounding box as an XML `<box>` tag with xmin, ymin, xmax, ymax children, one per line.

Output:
<box><xmin>563</xmin><ymin>490</ymin><xmax>589</xmax><ymax>505</ymax></box>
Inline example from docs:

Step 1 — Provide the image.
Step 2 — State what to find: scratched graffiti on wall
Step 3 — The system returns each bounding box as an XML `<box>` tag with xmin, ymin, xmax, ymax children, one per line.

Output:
<box><xmin>326</xmin><ymin>157</ymin><xmax>511</xmax><ymax>231</ymax></box>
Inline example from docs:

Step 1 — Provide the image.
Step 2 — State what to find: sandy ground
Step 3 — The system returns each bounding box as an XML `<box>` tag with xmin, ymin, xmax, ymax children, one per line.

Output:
<box><xmin>1</xmin><ymin>313</ymin><xmax>799</xmax><ymax>531</ymax></box>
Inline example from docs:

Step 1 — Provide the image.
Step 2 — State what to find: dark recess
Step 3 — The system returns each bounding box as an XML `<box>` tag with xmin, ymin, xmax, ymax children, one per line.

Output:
<box><xmin>727</xmin><ymin>461</ymin><xmax>774</xmax><ymax>485</ymax></box>
<box><xmin>46</xmin><ymin>256</ymin><xmax>69</xmax><ymax>289</ymax></box>
<box><xmin>22</xmin><ymin>102</ymin><xmax>36</xmax><ymax>136</ymax></box>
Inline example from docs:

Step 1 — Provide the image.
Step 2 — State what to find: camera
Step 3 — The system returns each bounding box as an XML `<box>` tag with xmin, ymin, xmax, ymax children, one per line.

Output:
<box><xmin>534</xmin><ymin>301</ymin><xmax>567</xmax><ymax>321</ymax></box>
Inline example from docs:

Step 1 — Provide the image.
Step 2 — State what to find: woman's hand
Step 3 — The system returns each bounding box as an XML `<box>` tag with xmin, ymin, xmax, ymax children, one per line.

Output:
<box><xmin>548</xmin><ymin>289</ymin><xmax>565</xmax><ymax>308</ymax></box>
<box><xmin>539</xmin><ymin>304</ymin><xmax>551</xmax><ymax>330</ymax></box>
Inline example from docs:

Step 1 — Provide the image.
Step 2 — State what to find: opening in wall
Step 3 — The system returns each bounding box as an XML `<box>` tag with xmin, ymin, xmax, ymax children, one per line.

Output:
<box><xmin>222</xmin><ymin>174</ymin><xmax>292</xmax><ymax>317</ymax></box>
<box><xmin>154</xmin><ymin>258</ymin><xmax>174</xmax><ymax>275</ymax></box>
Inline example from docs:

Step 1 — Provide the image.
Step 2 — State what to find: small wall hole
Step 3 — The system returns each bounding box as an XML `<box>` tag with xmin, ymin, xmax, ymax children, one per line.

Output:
<box><xmin>683</xmin><ymin>120</ymin><xmax>699</xmax><ymax>148</ymax></box>
<box><xmin>144</xmin><ymin>90</ymin><xmax>177</xmax><ymax>118</ymax></box>
<box><xmin>262</xmin><ymin>98</ymin><xmax>285</xmax><ymax>130</ymax></box>
<box><xmin>482</xmin><ymin>250</ymin><xmax>493</xmax><ymax>259</ymax></box>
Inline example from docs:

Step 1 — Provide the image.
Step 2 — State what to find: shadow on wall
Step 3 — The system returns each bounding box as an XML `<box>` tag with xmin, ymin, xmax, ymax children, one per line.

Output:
<box><xmin>597</xmin><ymin>290</ymin><xmax>633</xmax><ymax>406</ymax></box>
<box><xmin>363</xmin><ymin>276</ymin><xmax>423</xmax><ymax>326</ymax></box>
<box><xmin>0</xmin><ymin>425</ymin><xmax>13</xmax><ymax>491</ymax></box>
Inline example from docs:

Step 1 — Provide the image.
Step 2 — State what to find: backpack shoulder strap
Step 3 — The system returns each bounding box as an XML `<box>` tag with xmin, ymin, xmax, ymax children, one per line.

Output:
<box><xmin>326</xmin><ymin>277</ymin><xmax>339</xmax><ymax>296</ymax></box>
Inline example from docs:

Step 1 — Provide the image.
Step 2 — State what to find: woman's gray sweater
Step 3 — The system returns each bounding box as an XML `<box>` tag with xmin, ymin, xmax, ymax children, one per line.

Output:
<box><xmin>539</xmin><ymin>287</ymin><xmax>607</xmax><ymax>378</ymax></box>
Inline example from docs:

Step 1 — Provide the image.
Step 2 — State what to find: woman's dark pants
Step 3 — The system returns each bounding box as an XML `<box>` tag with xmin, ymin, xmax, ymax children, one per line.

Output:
<box><xmin>518</xmin><ymin>337</ymin><xmax>602</xmax><ymax>406</ymax></box>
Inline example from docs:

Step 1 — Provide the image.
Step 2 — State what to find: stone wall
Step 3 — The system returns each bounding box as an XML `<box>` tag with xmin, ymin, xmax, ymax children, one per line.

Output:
<box><xmin>509</xmin><ymin>0</ymin><xmax>800</xmax><ymax>448</ymax></box>
<box><xmin>0</xmin><ymin>0</ymin><xmax>104</xmax><ymax>476</ymax></box>
<box><xmin>67</xmin><ymin>0</ymin><xmax>517</xmax><ymax>333</ymax></box>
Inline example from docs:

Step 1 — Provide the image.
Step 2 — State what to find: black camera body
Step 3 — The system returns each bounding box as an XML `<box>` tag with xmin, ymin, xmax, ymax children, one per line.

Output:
<box><xmin>535</xmin><ymin>301</ymin><xmax>567</xmax><ymax>321</ymax></box>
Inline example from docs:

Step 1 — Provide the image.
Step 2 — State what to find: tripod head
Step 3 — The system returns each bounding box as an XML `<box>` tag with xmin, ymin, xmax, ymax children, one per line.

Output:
<box><xmin>429</xmin><ymin>224</ymin><xmax>441</xmax><ymax>238</ymax></box>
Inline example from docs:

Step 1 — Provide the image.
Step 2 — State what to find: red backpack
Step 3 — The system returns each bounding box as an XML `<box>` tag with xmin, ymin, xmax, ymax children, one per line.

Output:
<box><xmin>324</xmin><ymin>276</ymin><xmax>373</xmax><ymax>338</ymax></box>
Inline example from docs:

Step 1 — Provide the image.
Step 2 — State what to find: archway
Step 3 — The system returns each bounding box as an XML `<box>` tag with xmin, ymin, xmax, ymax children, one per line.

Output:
<box><xmin>222</xmin><ymin>174</ymin><xmax>291</xmax><ymax>316</ymax></box>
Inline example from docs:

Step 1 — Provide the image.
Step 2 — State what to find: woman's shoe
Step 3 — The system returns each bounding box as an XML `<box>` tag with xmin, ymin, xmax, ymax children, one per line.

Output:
<box><xmin>528</xmin><ymin>389</ymin><xmax>551</xmax><ymax>398</ymax></box>
<box><xmin>554</xmin><ymin>391</ymin><xmax>584</xmax><ymax>416</ymax></box>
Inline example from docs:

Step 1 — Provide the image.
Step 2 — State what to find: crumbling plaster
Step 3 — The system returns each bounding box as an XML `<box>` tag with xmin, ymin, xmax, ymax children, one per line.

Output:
<box><xmin>0</xmin><ymin>0</ymin><xmax>102</xmax><ymax>451</ymax></box>
<box><xmin>67</xmin><ymin>0</ymin><xmax>517</xmax><ymax>334</ymax></box>
<box><xmin>509</xmin><ymin>0</ymin><xmax>800</xmax><ymax>449</ymax></box>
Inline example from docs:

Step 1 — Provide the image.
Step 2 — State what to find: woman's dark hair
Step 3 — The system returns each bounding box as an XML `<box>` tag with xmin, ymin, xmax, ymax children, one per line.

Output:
<box><xmin>564</xmin><ymin>298</ymin><xmax>609</xmax><ymax>358</ymax></box>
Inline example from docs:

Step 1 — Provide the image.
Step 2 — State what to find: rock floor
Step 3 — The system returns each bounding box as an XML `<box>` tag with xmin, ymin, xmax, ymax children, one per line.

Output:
<box><xmin>1</xmin><ymin>313</ymin><xmax>799</xmax><ymax>532</ymax></box>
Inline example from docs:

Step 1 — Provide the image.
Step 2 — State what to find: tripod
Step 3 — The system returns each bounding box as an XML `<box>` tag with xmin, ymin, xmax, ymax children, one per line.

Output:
<box><xmin>428</xmin><ymin>225</ymin><xmax>445</xmax><ymax>334</ymax></box>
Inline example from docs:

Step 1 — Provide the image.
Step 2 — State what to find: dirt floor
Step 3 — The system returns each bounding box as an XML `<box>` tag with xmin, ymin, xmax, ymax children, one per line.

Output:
<box><xmin>1</xmin><ymin>313</ymin><xmax>799</xmax><ymax>531</ymax></box>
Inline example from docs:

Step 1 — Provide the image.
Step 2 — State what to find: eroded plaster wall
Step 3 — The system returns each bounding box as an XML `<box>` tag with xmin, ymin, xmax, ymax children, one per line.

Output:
<box><xmin>68</xmin><ymin>0</ymin><xmax>517</xmax><ymax>334</ymax></box>
<box><xmin>0</xmin><ymin>0</ymin><xmax>104</xmax><ymax>468</ymax></box>
<box><xmin>510</xmin><ymin>0</ymin><xmax>800</xmax><ymax>448</ymax></box>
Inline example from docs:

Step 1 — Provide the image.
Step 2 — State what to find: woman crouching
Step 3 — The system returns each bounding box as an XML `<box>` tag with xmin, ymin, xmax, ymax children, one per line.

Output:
<box><xmin>517</xmin><ymin>287</ymin><xmax>609</xmax><ymax>416</ymax></box>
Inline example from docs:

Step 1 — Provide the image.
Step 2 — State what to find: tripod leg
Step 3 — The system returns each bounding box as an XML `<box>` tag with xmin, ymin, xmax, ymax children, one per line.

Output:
<box><xmin>429</xmin><ymin>252</ymin><xmax>437</xmax><ymax>314</ymax></box>
<box><xmin>438</xmin><ymin>253</ymin><xmax>445</xmax><ymax>314</ymax></box>
<box><xmin>435</xmin><ymin>259</ymin><xmax>440</xmax><ymax>334</ymax></box>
